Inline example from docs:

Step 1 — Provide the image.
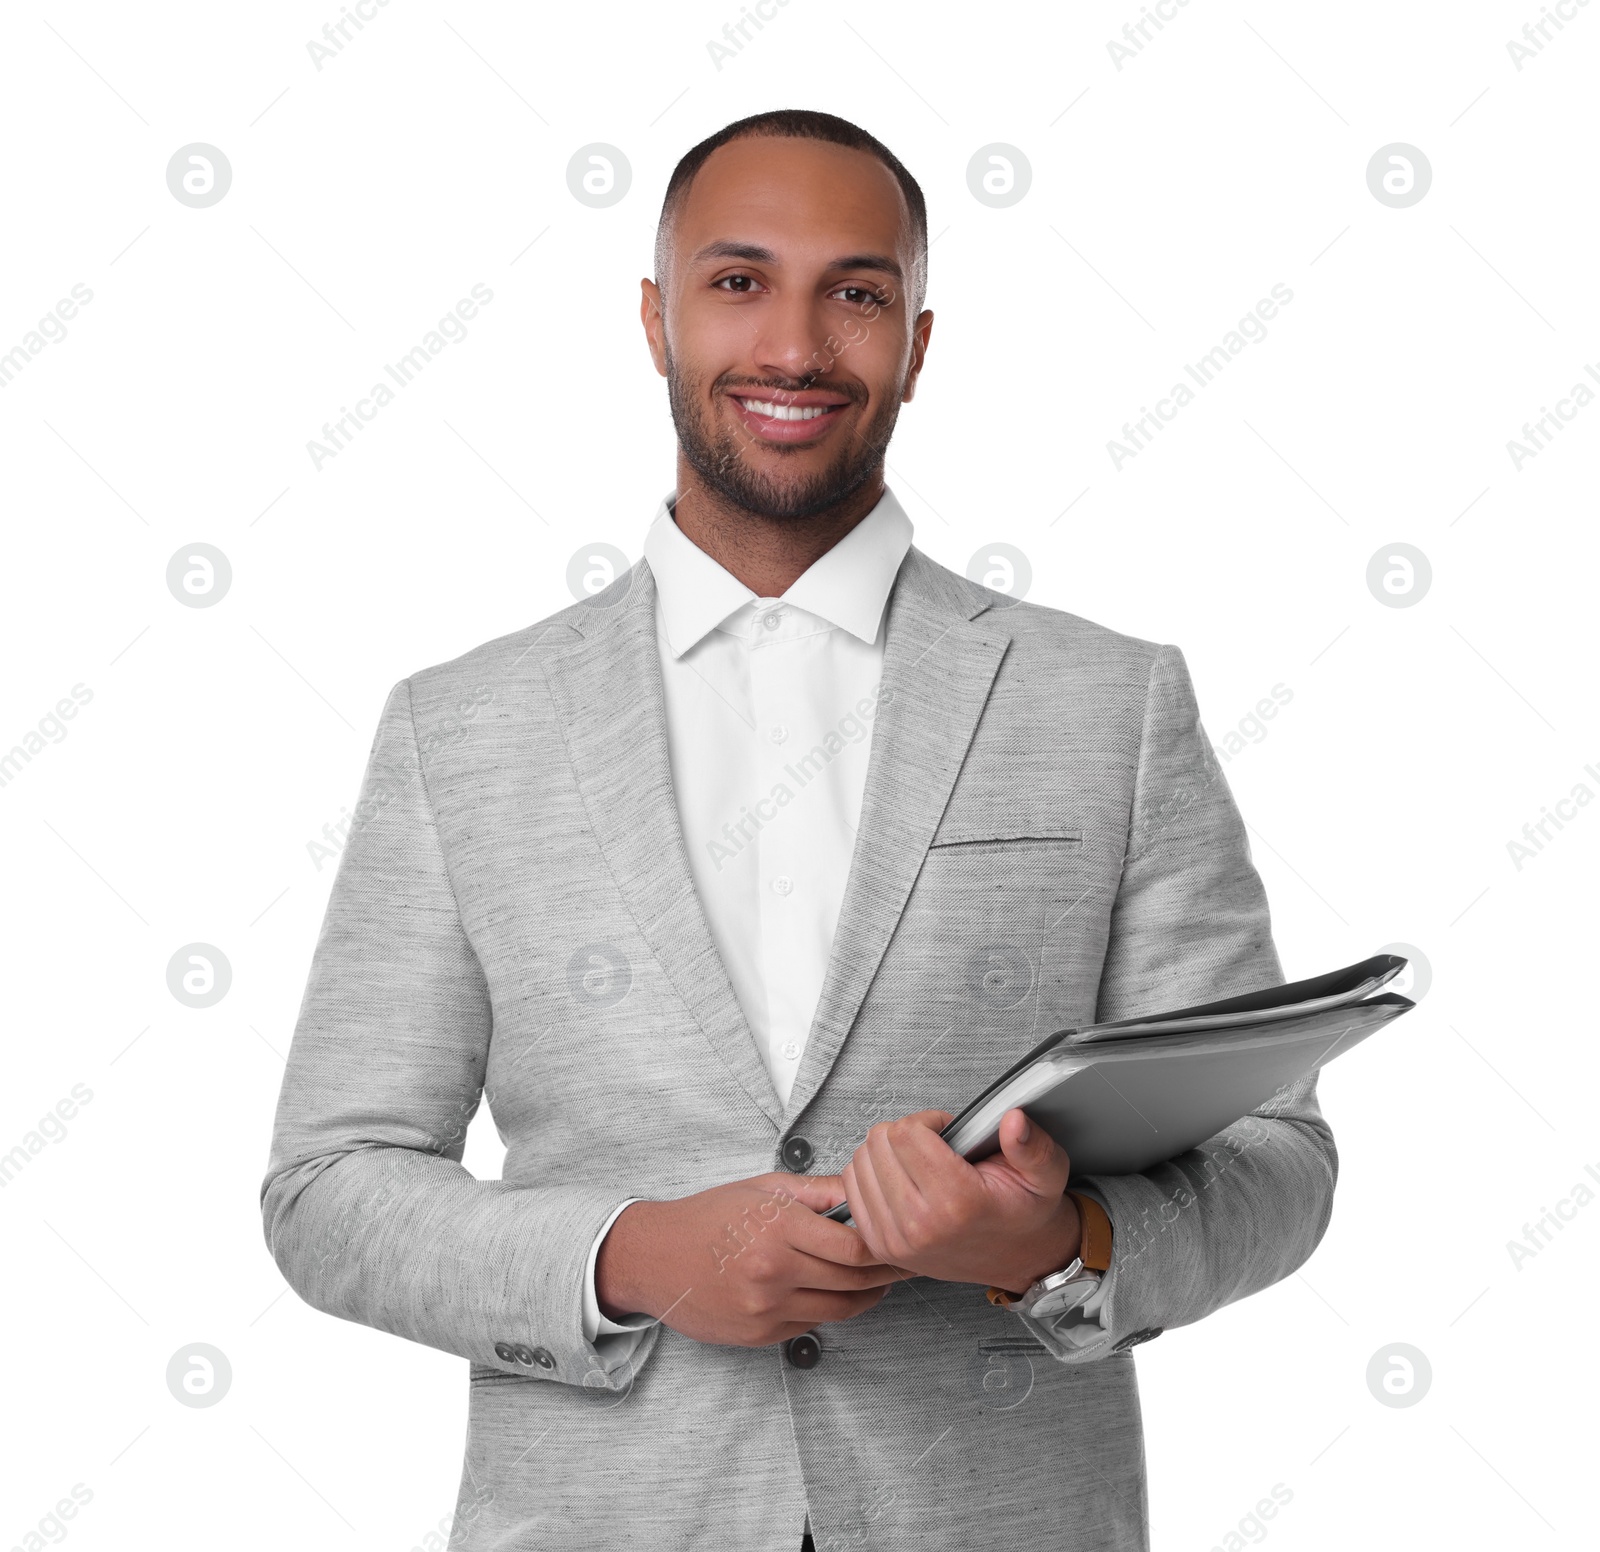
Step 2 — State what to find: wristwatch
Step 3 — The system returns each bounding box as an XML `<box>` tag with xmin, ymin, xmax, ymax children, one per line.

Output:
<box><xmin>986</xmin><ymin>1191</ymin><xmax>1113</xmax><ymax>1319</ymax></box>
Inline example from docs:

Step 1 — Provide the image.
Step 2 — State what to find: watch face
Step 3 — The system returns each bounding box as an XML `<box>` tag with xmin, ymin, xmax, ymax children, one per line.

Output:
<box><xmin>1026</xmin><ymin>1271</ymin><xmax>1099</xmax><ymax>1320</ymax></box>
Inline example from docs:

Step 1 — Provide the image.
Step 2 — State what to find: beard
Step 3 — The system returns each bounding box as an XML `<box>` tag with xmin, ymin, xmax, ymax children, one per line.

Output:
<box><xmin>664</xmin><ymin>341</ymin><xmax>904</xmax><ymax>522</ymax></box>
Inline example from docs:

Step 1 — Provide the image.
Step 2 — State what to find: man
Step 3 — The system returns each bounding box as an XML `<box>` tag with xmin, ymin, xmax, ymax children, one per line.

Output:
<box><xmin>261</xmin><ymin>109</ymin><xmax>1336</xmax><ymax>1550</ymax></box>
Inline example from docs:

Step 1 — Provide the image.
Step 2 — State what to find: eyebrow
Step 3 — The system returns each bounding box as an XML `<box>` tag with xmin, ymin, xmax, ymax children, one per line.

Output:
<box><xmin>689</xmin><ymin>239</ymin><xmax>904</xmax><ymax>281</ymax></box>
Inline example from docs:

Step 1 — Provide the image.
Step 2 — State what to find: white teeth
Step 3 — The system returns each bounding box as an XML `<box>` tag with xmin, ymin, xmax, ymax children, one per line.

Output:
<box><xmin>737</xmin><ymin>398</ymin><xmax>832</xmax><ymax>421</ymax></box>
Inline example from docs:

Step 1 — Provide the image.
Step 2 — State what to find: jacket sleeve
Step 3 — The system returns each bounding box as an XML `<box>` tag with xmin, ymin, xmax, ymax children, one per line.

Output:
<box><xmin>259</xmin><ymin>678</ymin><xmax>657</xmax><ymax>1391</ymax></box>
<box><xmin>1016</xmin><ymin>644</ymin><xmax>1338</xmax><ymax>1363</ymax></box>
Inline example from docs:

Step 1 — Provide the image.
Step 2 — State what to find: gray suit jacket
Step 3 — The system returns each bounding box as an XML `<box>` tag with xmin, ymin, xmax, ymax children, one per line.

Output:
<box><xmin>261</xmin><ymin>546</ymin><xmax>1336</xmax><ymax>1550</ymax></box>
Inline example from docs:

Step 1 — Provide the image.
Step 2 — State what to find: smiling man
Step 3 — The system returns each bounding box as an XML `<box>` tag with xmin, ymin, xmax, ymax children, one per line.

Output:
<box><xmin>262</xmin><ymin>110</ymin><xmax>1338</xmax><ymax>1551</ymax></box>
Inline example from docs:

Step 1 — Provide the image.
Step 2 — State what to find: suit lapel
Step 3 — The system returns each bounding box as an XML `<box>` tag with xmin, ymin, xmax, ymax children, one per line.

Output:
<box><xmin>541</xmin><ymin>547</ymin><xmax>1012</xmax><ymax>1135</ymax></box>
<box><xmin>784</xmin><ymin>548</ymin><xmax>1013</xmax><ymax>1121</ymax></box>
<box><xmin>541</xmin><ymin>564</ymin><xmax>786</xmax><ymax>1128</ymax></box>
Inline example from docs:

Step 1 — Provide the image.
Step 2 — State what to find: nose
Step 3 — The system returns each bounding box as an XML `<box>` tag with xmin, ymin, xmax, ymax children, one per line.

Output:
<box><xmin>748</xmin><ymin>286</ymin><xmax>836</xmax><ymax>384</ymax></box>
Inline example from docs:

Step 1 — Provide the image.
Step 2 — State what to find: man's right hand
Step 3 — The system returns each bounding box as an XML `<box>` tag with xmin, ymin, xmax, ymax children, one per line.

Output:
<box><xmin>595</xmin><ymin>1172</ymin><xmax>907</xmax><ymax>1348</ymax></box>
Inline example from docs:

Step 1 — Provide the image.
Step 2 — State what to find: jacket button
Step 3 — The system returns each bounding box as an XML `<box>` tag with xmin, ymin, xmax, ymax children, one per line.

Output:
<box><xmin>494</xmin><ymin>1342</ymin><xmax>517</xmax><ymax>1363</ymax></box>
<box><xmin>512</xmin><ymin>1344</ymin><xmax>537</xmax><ymax>1366</ymax></box>
<box><xmin>785</xmin><ymin>1334</ymin><xmax>822</xmax><ymax>1369</ymax></box>
<box><xmin>1113</xmin><ymin>1327</ymin><xmax>1164</xmax><ymax>1353</ymax></box>
<box><xmin>530</xmin><ymin>1347</ymin><xmax>556</xmax><ymax>1370</ymax></box>
<box><xmin>781</xmin><ymin>1136</ymin><xmax>814</xmax><ymax>1171</ymax></box>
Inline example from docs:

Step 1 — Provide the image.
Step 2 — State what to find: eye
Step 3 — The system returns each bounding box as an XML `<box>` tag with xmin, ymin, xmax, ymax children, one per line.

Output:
<box><xmin>712</xmin><ymin>273</ymin><xmax>764</xmax><ymax>294</ymax></box>
<box><xmin>833</xmin><ymin>284</ymin><xmax>890</xmax><ymax>307</ymax></box>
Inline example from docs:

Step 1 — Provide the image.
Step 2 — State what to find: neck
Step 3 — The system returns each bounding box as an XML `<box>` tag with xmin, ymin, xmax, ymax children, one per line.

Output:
<box><xmin>669</xmin><ymin>458</ymin><xmax>885</xmax><ymax>597</ymax></box>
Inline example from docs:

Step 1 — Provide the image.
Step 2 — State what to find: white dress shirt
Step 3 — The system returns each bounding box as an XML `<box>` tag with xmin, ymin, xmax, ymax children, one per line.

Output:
<box><xmin>580</xmin><ymin>486</ymin><xmax>1108</xmax><ymax>1356</ymax></box>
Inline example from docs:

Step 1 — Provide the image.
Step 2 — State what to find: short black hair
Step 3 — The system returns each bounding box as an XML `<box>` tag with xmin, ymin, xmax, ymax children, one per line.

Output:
<box><xmin>654</xmin><ymin>108</ymin><xmax>928</xmax><ymax>314</ymax></box>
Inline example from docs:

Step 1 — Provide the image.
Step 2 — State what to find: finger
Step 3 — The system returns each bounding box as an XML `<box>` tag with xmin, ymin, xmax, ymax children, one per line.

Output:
<box><xmin>769</xmin><ymin>1286</ymin><xmax>888</xmax><ymax>1337</ymax></box>
<box><xmin>893</xmin><ymin>1109</ymin><xmax>956</xmax><ymax>1133</ymax></box>
<box><xmin>996</xmin><ymin>1108</ymin><xmax>1071</xmax><ymax>1194</ymax></box>
<box><xmin>783</xmin><ymin>1202</ymin><xmax>898</xmax><ymax>1269</ymax></box>
<box><xmin>863</xmin><ymin>1118</ymin><xmax>950</xmax><ymax>1222</ymax></box>
<box><xmin>783</xmin><ymin>1246</ymin><xmax>910</xmax><ymax>1291</ymax></box>
<box><xmin>847</xmin><ymin>1137</ymin><xmax>903</xmax><ymax>1257</ymax></box>
<box><xmin>766</xmin><ymin>1172</ymin><xmax>850</xmax><ymax>1216</ymax></box>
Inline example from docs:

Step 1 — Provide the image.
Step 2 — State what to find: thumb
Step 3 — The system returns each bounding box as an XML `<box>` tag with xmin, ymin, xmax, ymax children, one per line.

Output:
<box><xmin>998</xmin><ymin>1107</ymin><xmax>1066</xmax><ymax>1187</ymax></box>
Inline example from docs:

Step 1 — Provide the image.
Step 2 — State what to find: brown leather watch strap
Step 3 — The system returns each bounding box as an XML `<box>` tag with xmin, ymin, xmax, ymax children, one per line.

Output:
<box><xmin>1067</xmin><ymin>1191</ymin><xmax>1113</xmax><ymax>1272</ymax></box>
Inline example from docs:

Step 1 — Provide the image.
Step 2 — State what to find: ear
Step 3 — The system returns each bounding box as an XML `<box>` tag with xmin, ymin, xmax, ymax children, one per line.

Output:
<box><xmin>901</xmin><ymin>309</ymin><xmax>934</xmax><ymax>403</ymax></box>
<box><xmin>640</xmin><ymin>279</ymin><xmax>668</xmax><ymax>378</ymax></box>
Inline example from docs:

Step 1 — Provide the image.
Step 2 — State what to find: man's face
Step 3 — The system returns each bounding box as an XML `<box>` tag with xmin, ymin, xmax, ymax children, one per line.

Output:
<box><xmin>643</xmin><ymin>136</ymin><xmax>933</xmax><ymax>522</ymax></box>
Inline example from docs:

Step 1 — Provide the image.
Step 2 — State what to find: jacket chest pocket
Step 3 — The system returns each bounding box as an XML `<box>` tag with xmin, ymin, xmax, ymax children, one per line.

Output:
<box><xmin>900</xmin><ymin>830</ymin><xmax>1108</xmax><ymax>1036</ymax></box>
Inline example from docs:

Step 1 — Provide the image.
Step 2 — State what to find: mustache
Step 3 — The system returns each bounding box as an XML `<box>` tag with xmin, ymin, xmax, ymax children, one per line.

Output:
<box><xmin>714</xmin><ymin>375</ymin><xmax>866</xmax><ymax>405</ymax></box>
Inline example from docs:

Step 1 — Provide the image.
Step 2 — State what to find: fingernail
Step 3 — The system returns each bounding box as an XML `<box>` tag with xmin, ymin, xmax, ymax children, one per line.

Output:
<box><xmin>1016</xmin><ymin>1115</ymin><xmax>1031</xmax><ymax>1143</ymax></box>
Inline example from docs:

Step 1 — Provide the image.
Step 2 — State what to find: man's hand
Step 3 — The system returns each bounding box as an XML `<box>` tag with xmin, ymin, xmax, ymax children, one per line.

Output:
<box><xmin>842</xmin><ymin>1108</ymin><xmax>1082</xmax><ymax>1296</ymax></box>
<box><xmin>594</xmin><ymin>1172</ymin><xmax>909</xmax><ymax>1348</ymax></box>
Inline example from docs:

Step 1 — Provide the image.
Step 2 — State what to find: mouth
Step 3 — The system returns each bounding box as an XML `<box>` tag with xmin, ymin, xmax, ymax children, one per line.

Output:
<box><xmin>727</xmin><ymin>390</ymin><xmax>852</xmax><ymax>445</ymax></box>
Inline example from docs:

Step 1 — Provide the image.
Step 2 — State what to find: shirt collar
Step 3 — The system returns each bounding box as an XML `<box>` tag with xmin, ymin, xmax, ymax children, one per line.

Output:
<box><xmin>643</xmin><ymin>486</ymin><xmax>914</xmax><ymax>659</ymax></box>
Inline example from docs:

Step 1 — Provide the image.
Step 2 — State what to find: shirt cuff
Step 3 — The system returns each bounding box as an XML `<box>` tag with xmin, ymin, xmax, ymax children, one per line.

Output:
<box><xmin>582</xmin><ymin>1197</ymin><xmax>656</xmax><ymax>1343</ymax></box>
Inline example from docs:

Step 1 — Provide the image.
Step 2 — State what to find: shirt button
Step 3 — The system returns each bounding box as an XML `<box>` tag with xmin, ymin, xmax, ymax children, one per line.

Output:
<box><xmin>772</xmin><ymin>875</ymin><xmax>794</xmax><ymax>895</ymax></box>
<box><xmin>785</xmin><ymin>1334</ymin><xmax>822</xmax><ymax>1369</ymax></box>
<box><xmin>781</xmin><ymin>1040</ymin><xmax>800</xmax><ymax>1061</ymax></box>
<box><xmin>763</xmin><ymin>611</ymin><xmax>783</xmax><ymax>630</ymax></box>
<box><xmin>769</xmin><ymin>725</ymin><xmax>789</xmax><ymax>744</ymax></box>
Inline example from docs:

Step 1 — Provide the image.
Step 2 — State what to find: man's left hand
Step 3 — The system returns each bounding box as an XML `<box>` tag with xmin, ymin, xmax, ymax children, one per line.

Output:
<box><xmin>842</xmin><ymin>1108</ymin><xmax>1082</xmax><ymax>1296</ymax></box>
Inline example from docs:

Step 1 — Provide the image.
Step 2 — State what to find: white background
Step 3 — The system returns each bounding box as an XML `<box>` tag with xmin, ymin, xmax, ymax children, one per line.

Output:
<box><xmin>2</xmin><ymin>2</ymin><xmax>1596</xmax><ymax>1548</ymax></box>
